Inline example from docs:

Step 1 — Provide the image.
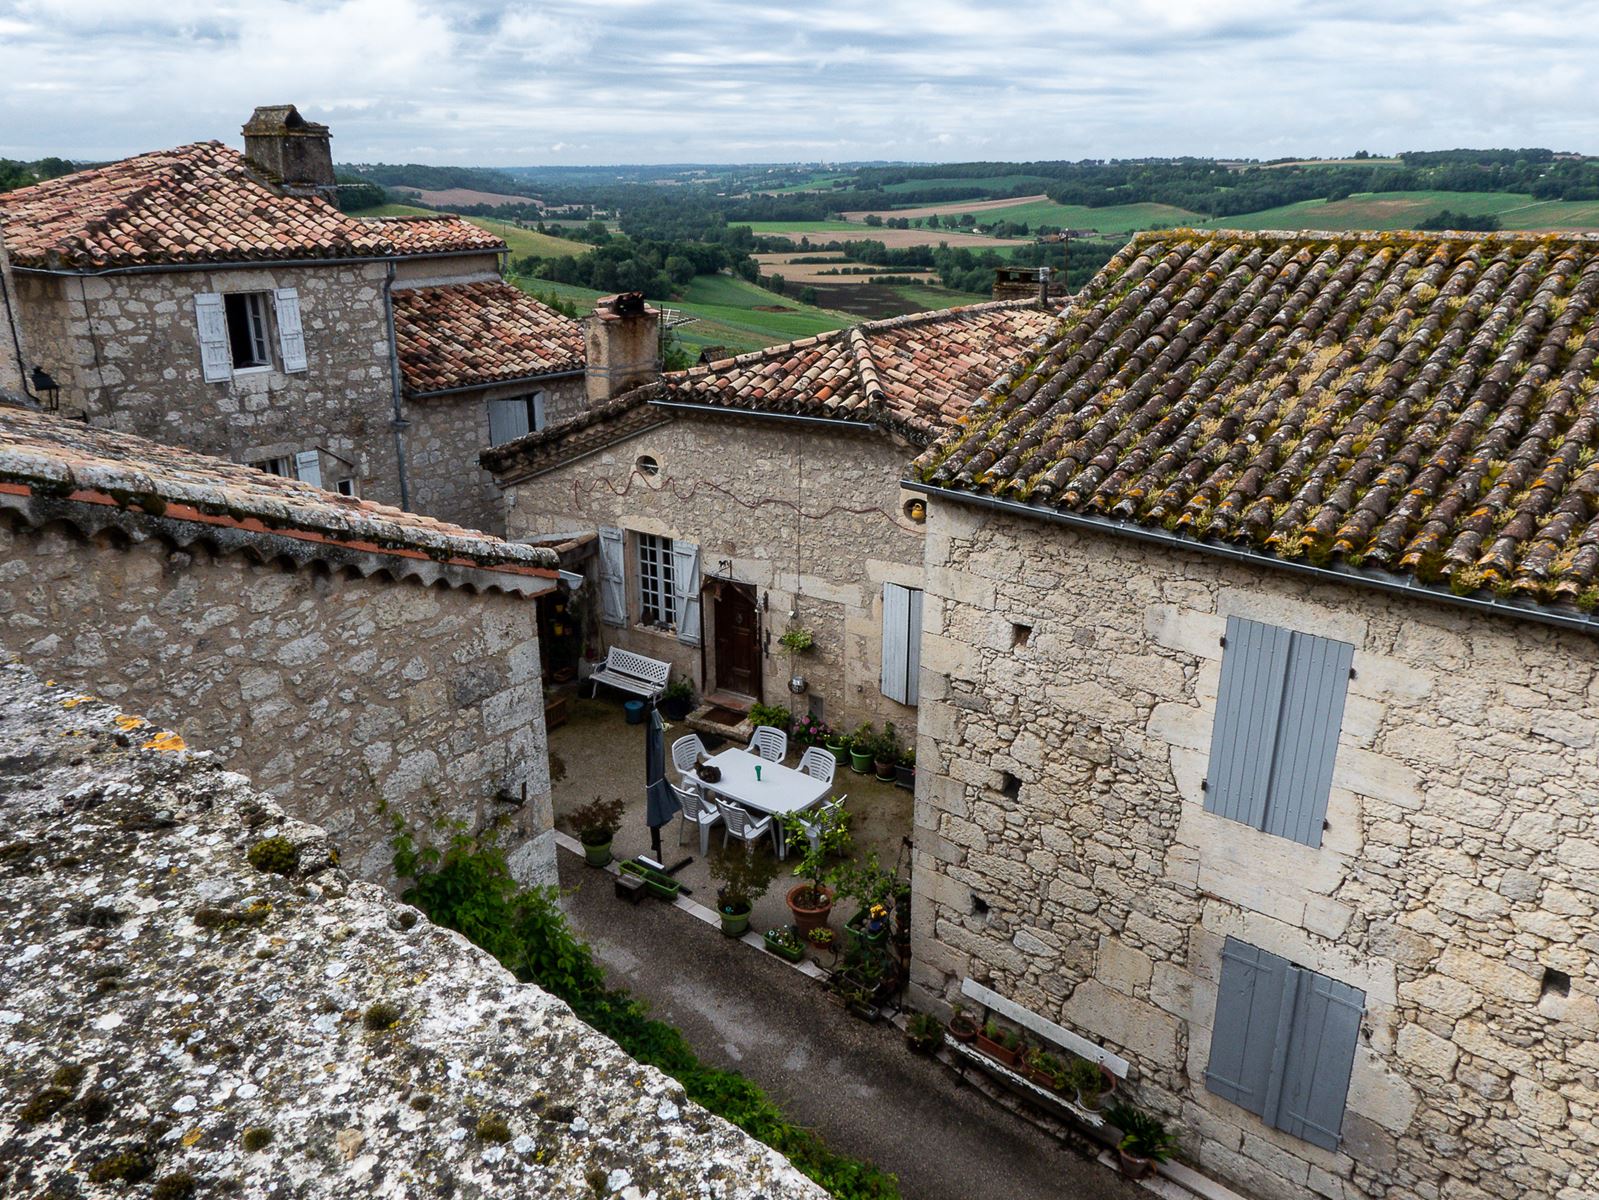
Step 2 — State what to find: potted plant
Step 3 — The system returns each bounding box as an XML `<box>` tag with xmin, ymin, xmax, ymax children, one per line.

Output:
<box><xmin>660</xmin><ymin>677</ymin><xmax>696</xmax><ymax>720</ymax></box>
<box><xmin>1025</xmin><ymin>1048</ymin><xmax>1068</xmax><ymax>1092</ymax></box>
<box><xmin>872</xmin><ymin>723</ymin><xmax>900</xmax><ymax>782</ymax></box>
<box><xmin>708</xmin><ymin>847</ymin><xmax>779</xmax><ymax>938</ymax></box>
<box><xmin>905</xmin><ymin>1012</ymin><xmax>945</xmax><ymax>1055</ymax></box>
<box><xmin>806</xmin><ymin>926</ymin><xmax>836</xmax><ymax>960</ymax></box>
<box><xmin>791</xmin><ymin>713</ymin><xmax>830</xmax><ymax>749</ymax></box>
<box><xmin>975</xmin><ymin>1019</ymin><xmax>1022</xmax><ymax>1068</ymax></box>
<box><xmin>749</xmin><ymin>701</ymin><xmax>793</xmax><ymax>733</ymax></box>
<box><xmin>947</xmin><ymin>1004</ymin><xmax>980</xmax><ymax>1043</ymax></box>
<box><xmin>1068</xmin><ymin>1057</ymin><xmax>1105</xmax><ymax>1111</ymax></box>
<box><xmin>894</xmin><ymin>746</ymin><xmax>916</xmax><ymax>790</ymax></box>
<box><xmin>569</xmin><ymin>796</ymin><xmax>624</xmax><ymax>867</ymax></box>
<box><xmin>847</xmin><ymin>723</ymin><xmax>875</xmax><ymax>775</ymax></box>
<box><xmin>781</xmin><ymin>812</ymin><xmax>851</xmax><ymax>933</ymax></box>
<box><xmin>1106</xmin><ymin>1103</ymin><xmax>1178</xmax><ymax>1180</ymax></box>
<box><xmin>763</xmin><ymin>925</ymin><xmax>805</xmax><ymax>963</ymax></box>
<box><xmin>825</xmin><ymin>727</ymin><xmax>851</xmax><ymax>765</ymax></box>
<box><xmin>618</xmin><ymin>858</ymin><xmax>682</xmax><ymax>901</ymax></box>
<box><xmin>778</xmin><ymin>627</ymin><xmax>814</xmax><ymax>655</ymax></box>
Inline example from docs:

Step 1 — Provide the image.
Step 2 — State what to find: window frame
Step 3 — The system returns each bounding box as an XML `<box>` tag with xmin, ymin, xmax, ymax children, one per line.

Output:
<box><xmin>486</xmin><ymin>392</ymin><xmax>546</xmax><ymax>447</ymax></box>
<box><xmin>251</xmin><ymin>455</ymin><xmax>294</xmax><ymax>478</ymax></box>
<box><xmin>224</xmin><ymin>292</ymin><xmax>272</xmax><ymax>371</ymax></box>
<box><xmin>636</xmin><ymin>532</ymin><xmax>677</xmax><ymax>629</ymax></box>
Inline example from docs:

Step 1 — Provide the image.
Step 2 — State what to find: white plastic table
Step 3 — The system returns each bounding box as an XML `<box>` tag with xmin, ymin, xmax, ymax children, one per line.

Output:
<box><xmin>698</xmin><ymin>747</ymin><xmax>832</xmax><ymax>858</ymax></box>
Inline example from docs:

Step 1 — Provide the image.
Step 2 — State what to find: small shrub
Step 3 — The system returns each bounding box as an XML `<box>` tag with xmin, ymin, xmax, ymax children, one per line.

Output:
<box><xmin>363</xmin><ymin>1001</ymin><xmax>403</xmax><ymax>1032</ymax></box>
<box><xmin>152</xmin><ymin>1172</ymin><xmax>197</xmax><ymax>1200</ymax></box>
<box><xmin>88</xmin><ymin>1150</ymin><xmax>155</xmax><ymax>1184</ymax></box>
<box><xmin>19</xmin><ymin>1087</ymin><xmax>73</xmax><ymax>1123</ymax></box>
<box><xmin>241</xmin><ymin>1126</ymin><xmax>273</xmax><ymax>1152</ymax></box>
<box><xmin>476</xmin><ymin>1113</ymin><xmax>512</xmax><ymax>1143</ymax></box>
<box><xmin>247</xmin><ymin>837</ymin><xmax>299</xmax><ymax>876</ymax></box>
<box><xmin>747</xmin><ymin>701</ymin><xmax>792</xmax><ymax>731</ymax></box>
<box><xmin>566</xmin><ymin>796</ymin><xmax>624</xmax><ymax>846</ymax></box>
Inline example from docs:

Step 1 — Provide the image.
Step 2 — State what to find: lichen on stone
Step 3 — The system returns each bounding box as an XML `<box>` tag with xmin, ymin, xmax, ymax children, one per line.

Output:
<box><xmin>245</xmin><ymin>835</ymin><xmax>298</xmax><ymax>876</ymax></box>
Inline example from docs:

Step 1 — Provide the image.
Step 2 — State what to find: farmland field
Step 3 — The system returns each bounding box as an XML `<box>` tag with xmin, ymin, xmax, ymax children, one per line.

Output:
<box><xmin>841</xmin><ymin>194</ymin><xmax>1050</xmax><ymax>221</ymax></box>
<box><xmin>753</xmin><ymin>251</ymin><xmax>938</xmax><ymax>285</ymax></box>
<box><xmin>878</xmin><ymin>174</ymin><xmax>1055</xmax><ymax>195</ymax></box>
<box><xmin>396</xmin><ymin>186</ymin><xmax>537</xmax><ymax>208</ymax></box>
<box><xmin>837</xmin><ymin>196</ymin><xmax>1204</xmax><ymax>236</ymax></box>
<box><xmin>352</xmin><ymin>204</ymin><xmax>589</xmax><ymax>256</ymax></box>
<box><xmin>1196</xmin><ymin>191</ymin><xmax>1599</xmax><ymax>233</ymax></box>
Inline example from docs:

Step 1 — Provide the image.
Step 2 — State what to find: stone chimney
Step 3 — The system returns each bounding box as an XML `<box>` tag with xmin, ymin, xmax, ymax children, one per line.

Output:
<box><xmin>992</xmin><ymin>265</ymin><xmax>1064</xmax><ymax>305</ymax></box>
<box><xmin>584</xmin><ymin>292</ymin><xmax>661</xmax><ymax>404</ymax></box>
<box><xmin>242</xmin><ymin>104</ymin><xmax>336</xmax><ymax>199</ymax></box>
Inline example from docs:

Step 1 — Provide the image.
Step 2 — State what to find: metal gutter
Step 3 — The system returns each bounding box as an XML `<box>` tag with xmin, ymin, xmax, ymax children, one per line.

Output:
<box><xmin>648</xmin><ymin>398</ymin><xmax>876</xmax><ymax>432</ymax></box>
<box><xmin>382</xmin><ymin>261</ymin><xmax>411</xmax><ymax>510</ymax></box>
<box><xmin>903</xmin><ymin>478</ymin><xmax>1599</xmax><ymax>640</ymax></box>
<box><xmin>410</xmin><ymin>368</ymin><xmax>583</xmax><ymax>400</ymax></box>
<box><xmin>12</xmin><ymin>248</ymin><xmax>499</xmax><ymax>278</ymax></box>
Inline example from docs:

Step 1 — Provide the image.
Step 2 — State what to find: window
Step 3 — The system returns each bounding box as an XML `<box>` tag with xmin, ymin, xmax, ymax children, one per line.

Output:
<box><xmin>637</xmin><ymin>533</ymin><xmax>676</xmax><ymax>627</ymax></box>
<box><xmin>250</xmin><ymin>451</ymin><xmax>322</xmax><ymax>487</ymax></box>
<box><xmin>225</xmin><ymin>293</ymin><xmax>271</xmax><ymax>369</ymax></box>
<box><xmin>251</xmin><ymin>456</ymin><xmax>294</xmax><ymax>477</ymax></box>
<box><xmin>334</xmin><ymin>478</ymin><xmax>357</xmax><ymax>497</ymax></box>
<box><xmin>487</xmin><ymin>393</ymin><xmax>545</xmax><ymax>446</ymax></box>
<box><xmin>1204</xmin><ymin>616</ymin><xmax>1353</xmax><ymax>847</ymax></box>
<box><xmin>1206</xmin><ymin>937</ymin><xmax>1364</xmax><ymax>1151</ymax></box>
<box><xmin>880</xmin><ymin>583</ymin><xmax>923</xmax><ymax>706</ymax></box>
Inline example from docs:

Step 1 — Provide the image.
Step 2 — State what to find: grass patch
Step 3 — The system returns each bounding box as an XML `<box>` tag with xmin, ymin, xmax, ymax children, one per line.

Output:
<box><xmin>1199</xmin><ymin>190</ymin><xmax>1555</xmax><ymax>232</ymax></box>
<box><xmin>393</xmin><ymin>830</ymin><xmax>900</xmax><ymax>1200</ymax></box>
<box><xmin>464</xmin><ymin>215</ymin><xmax>590</xmax><ymax>258</ymax></box>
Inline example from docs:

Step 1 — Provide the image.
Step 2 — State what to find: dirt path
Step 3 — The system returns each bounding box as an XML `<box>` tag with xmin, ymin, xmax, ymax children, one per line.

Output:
<box><xmin>841</xmin><ymin>193</ymin><xmax>1050</xmax><ymax>222</ymax></box>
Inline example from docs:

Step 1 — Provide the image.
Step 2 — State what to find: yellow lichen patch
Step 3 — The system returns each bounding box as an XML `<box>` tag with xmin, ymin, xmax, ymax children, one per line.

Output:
<box><xmin>181</xmin><ymin>1128</ymin><xmax>203</xmax><ymax>1148</ymax></box>
<box><xmin>141</xmin><ymin>731</ymin><xmax>187</xmax><ymax>753</ymax></box>
<box><xmin>114</xmin><ymin>715</ymin><xmax>148</xmax><ymax>732</ymax></box>
<box><xmin>62</xmin><ymin>695</ymin><xmax>97</xmax><ymax>709</ymax></box>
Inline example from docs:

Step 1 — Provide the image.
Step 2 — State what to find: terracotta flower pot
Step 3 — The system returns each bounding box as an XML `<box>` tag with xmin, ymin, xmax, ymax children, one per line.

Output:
<box><xmin>975</xmin><ymin>1031</ymin><xmax>1020</xmax><ymax>1068</ymax></box>
<box><xmin>786</xmin><ymin>884</ymin><xmax>834</xmax><ymax>934</ymax></box>
<box><xmin>948</xmin><ymin>1014</ymin><xmax>980</xmax><ymax>1043</ymax></box>
<box><xmin>1117</xmin><ymin>1149</ymin><xmax>1153</xmax><ymax>1180</ymax></box>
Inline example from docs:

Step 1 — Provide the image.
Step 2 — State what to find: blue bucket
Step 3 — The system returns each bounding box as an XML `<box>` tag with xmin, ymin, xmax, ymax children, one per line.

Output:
<box><xmin>624</xmin><ymin>700</ymin><xmax>646</xmax><ymax>725</ymax></box>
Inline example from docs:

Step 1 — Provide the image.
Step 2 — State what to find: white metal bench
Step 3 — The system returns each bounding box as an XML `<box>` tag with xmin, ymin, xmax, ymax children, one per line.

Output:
<box><xmin>589</xmin><ymin>647</ymin><xmax>671</xmax><ymax>700</ymax></box>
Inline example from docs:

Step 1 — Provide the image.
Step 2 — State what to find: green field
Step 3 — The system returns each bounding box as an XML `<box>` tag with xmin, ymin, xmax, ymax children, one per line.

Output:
<box><xmin>961</xmin><ymin>199</ymin><xmax>1204</xmax><ymax>235</ymax></box>
<box><xmin>1196</xmin><ymin>190</ymin><xmax>1590</xmax><ymax>233</ymax></box>
<box><xmin>353</xmin><ymin>203</ymin><xmax>436</xmax><ymax>218</ymax></box>
<box><xmin>743</xmin><ymin>219</ymin><xmax>865</xmax><ymax>234</ymax></box>
<box><xmin>888</xmin><ymin>283</ymin><xmax>991</xmax><ymax>310</ymax></box>
<box><xmin>352</xmin><ymin>203</ymin><xmax>589</xmax><ymax>256</ymax></box>
<box><xmin>512</xmin><ymin>272</ymin><xmax>853</xmax><ymax>355</ymax></box>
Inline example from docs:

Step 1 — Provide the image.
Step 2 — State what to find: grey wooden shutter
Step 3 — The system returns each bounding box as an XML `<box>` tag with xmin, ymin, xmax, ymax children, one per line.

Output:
<box><xmin>1275</xmin><ymin>971</ymin><xmax>1364</xmax><ymax>1150</ymax></box>
<box><xmin>532</xmin><ymin>392</ymin><xmax>547</xmax><ymax>432</ymax></box>
<box><xmin>881</xmin><ymin>583</ymin><xmax>912</xmax><ymax>704</ymax></box>
<box><xmin>273</xmin><ymin>287</ymin><xmax>307</xmax><ymax>372</ymax></box>
<box><xmin>1205</xmin><ymin>937</ymin><xmax>1292</xmax><ymax>1117</ymax></box>
<box><xmin>293</xmin><ymin>450</ymin><xmax>322</xmax><ymax>488</ymax></box>
<box><xmin>194</xmin><ymin>293</ymin><xmax>232</xmax><ymax>383</ymax></box>
<box><xmin>904</xmin><ymin>587</ymin><xmax>923</xmax><ymax>707</ymax></box>
<box><xmin>1263</xmin><ymin>631</ymin><xmax>1354</xmax><ymax>846</ymax></box>
<box><xmin>1205</xmin><ymin>616</ymin><xmax>1352</xmax><ymax>848</ymax></box>
<box><xmin>597</xmin><ymin>526</ymin><xmax>626</xmax><ymax>627</ymax></box>
<box><xmin>1206</xmin><ymin>616</ymin><xmax>1292</xmax><ymax>829</ymax></box>
<box><xmin>672</xmin><ymin>539</ymin><xmax>702</xmax><ymax>646</ymax></box>
<box><xmin>488</xmin><ymin>398</ymin><xmax>531</xmax><ymax>447</ymax></box>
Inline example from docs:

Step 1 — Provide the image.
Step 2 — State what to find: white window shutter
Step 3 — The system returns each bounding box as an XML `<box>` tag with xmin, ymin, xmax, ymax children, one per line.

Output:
<box><xmin>881</xmin><ymin>583</ymin><xmax>911</xmax><ymax>704</ymax></box>
<box><xmin>194</xmin><ymin>293</ymin><xmax>231</xmax><ymax>382</ymax></box>
<box><xmin>532</xmin><ymin>392</ymin><xmax>547</xmax><ymax>432</ymax></box>
<box><xmin>293</xmin><ymin>450</ymin><xmax>322</xmax><ymax>488</ymax></box>
<box><xmin>671</xmin><ymin>540</ymin><xmax>702</xmax><ymax>646</ymax></box>
<box><xmin>273</xmin><ymin>288</ymin><xmax>307</xmax><ymax>373</ymax></box>
<box><xmin>598</xmin><ymin>526</ymin><xmax>626</xmax><ymax>627</ymax></box>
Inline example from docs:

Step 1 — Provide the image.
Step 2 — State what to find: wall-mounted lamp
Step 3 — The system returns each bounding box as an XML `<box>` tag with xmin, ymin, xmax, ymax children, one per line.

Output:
<box><xmin>718</xmin><ymin>558</ymin><xmax>733</xmax><ymax>577</ymax></box>
<box><xmin>30</xmin><ymin>366</ymin><xmax>60</xmax><ymax>412</ymax></box>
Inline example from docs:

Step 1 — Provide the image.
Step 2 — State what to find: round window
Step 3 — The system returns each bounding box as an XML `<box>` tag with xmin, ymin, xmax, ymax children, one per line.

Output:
<box><xmin>636</xmin><ymin>455</ymin><xmax>660</xmax><ymax>477</ymax></box>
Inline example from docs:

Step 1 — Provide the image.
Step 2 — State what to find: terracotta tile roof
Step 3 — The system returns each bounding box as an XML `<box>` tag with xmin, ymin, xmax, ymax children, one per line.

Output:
<box><xmin>393</xmin><ymin>280</ymin><xmax>584</xmax><ymax>395</ymax></box>
<box><xmin>358</xmin><ymin>214</ymin><xmax>506</xmax><ymax>256</ymax></box>
<box><xmin>0</xmin><ymin>403</ymin><xmax>555</xmax><ymax>581</ymax></box>
<box><xmin>480</xmin><ymin>299</ymin><xmax>1053</xmax><ymax>477</ymax></box>
<box><xmin>918</xmin><ymin>229</ymin><xmax>1599</xmax><ymax>609</ymax></box>
<box><xmin>0</xmin><ymin>143</ymin><xmax>506</xmax><ymax>271</ymax></box>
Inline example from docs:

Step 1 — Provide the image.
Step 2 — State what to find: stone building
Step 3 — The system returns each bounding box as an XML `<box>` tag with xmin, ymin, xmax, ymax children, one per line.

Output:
<box><xmin>0</xmin><ymin>105</ymin><xmax>586</xmax><ymax>533</ymax></box>
<box><xmin>0</xmin><ymin>661</ymin><xmax>825</xmax><ymax>1199</ymax></box>
<box><xmin>0</xmin><ymin>402</ymin><xmax>560</xmax><ymax>887</ymax></box>
<box><xmin>482</xmin><ymin>300</ymin><xmax>1053</xmax><ymax>731</ymax></box>
<box><xmin>903</xmin><ymin>230</ymin><xmax>1599</xmax><ymax>1200</ymax></box>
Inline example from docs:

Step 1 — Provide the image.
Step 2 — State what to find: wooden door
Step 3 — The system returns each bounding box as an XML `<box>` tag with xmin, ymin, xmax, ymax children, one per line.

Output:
<box><xmin>713</xmin><ymin>584</ymin><xmax>760</xmax><ymax>698</ymax></box>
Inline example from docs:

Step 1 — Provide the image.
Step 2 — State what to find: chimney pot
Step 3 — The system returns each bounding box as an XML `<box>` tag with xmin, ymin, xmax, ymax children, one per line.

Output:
<box><xmin>242</xmin><ymin>104</ymin><xmax>336</xmax><ymax>199</ymax></box>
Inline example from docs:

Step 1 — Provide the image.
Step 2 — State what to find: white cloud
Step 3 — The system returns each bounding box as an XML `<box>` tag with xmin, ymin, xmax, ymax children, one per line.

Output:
<box><xmin>0</xmin><ymin>0</ymin><xmax>1594</xmax><ymax>163</ymax></box>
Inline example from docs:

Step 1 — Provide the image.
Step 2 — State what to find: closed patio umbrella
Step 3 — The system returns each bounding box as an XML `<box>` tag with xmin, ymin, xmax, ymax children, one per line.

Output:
<box><xmin>644</xmin><ymin>701</ymin><xmax>680</xmax><ymax>860</ymax></box>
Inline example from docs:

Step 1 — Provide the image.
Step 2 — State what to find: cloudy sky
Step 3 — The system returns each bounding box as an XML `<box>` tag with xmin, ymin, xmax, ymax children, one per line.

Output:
<box><xmin>0</xmin><ymin>1</ymin><xmax>1591</xmax><ymax>166</ymax></box>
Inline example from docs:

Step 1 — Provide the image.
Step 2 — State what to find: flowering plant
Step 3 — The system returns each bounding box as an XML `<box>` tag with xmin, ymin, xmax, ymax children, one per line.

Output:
<box><xmin>865</xmin><ymin>903</ymin><xmax>889</xmax><ymax>933</ymax></box>
<box><xmin>791</xmin><ymin>713</ymin><xmax>832</xmax><ymax>748</ymax></box>
<box><xmin>807</xmin><ymin>927</ymin><xmax>835</xmax><ymax>947</ymax></box>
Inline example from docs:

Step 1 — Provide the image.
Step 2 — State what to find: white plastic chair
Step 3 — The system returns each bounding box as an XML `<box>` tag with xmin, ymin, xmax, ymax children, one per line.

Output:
<box><xmin>750</xmin><ymin>725</ymin><xmax>788</xmax><ymax>763</ymax></box>
<box><xmin>720</xmin><ymin>801</ymin><xmax>774</xmax><ymax>856</ymax></box>
<box><xmin>674</xmin><ymin>781</ymin><xmax>721</xmax><ymax>857</ymax></box>
<box><xmin>671</xmin><ymin>733</ymin><xmax>707</xmax><ymax>780</ymax></box>
<box><xmin>798</xmin><ymin>746</ymin><xmax>837</xmax><ymax>786</ymax></box>
<box><xmin>795</xmin><ymin>795</ymin><xmax>846</xmax><ymax>858</ymax></box>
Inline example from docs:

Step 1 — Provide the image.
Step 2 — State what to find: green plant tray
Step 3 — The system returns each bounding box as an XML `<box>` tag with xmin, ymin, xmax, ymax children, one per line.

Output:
<box><xmin>619</xmin><ymin>859</ymin><xmax>682</xmax><ymax>902</ymax></box>
<box><xmin>843</xmin><ymin>908</ymin><xmax>890</xmax><ymax>950</ymax></box>
<box><xmin>763</xmin><ymin>931</ymin><xmax>805</xmax><ymax>962</ymax></box>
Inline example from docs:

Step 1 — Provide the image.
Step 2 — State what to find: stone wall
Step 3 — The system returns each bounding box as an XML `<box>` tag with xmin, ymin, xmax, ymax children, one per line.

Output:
<box><xmin>407</xmin><ymin>374</ymin><xmax>585</xmax><ymax>534</ymax></box>
<box><xmin>0</xmin><ymin>514</ymin><xmax>555</xmax><ymax>889</ymax></box>
<box><xmin>13</xmin><ymin>263</ymin><xmax>402</xmax><ymax>505</ymax></box>
<box><xmin>0</xmin><ymin>234</ymin><xmax>23</xmax><ymax>394</ymax></box>
<box><xmin>0</xmin><ymin>661</ymin><xmax>825</xmax><ymax>1200</ymax></box>
<box><xmin>911</xmin><ymin>499</ymin><xmax>1599</xmax><ymax>1200</ymax></box>
<box><xmin>505</xmin><ymin>413</ymin><xmax>924</xmax><ymax>733</ymax></box>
